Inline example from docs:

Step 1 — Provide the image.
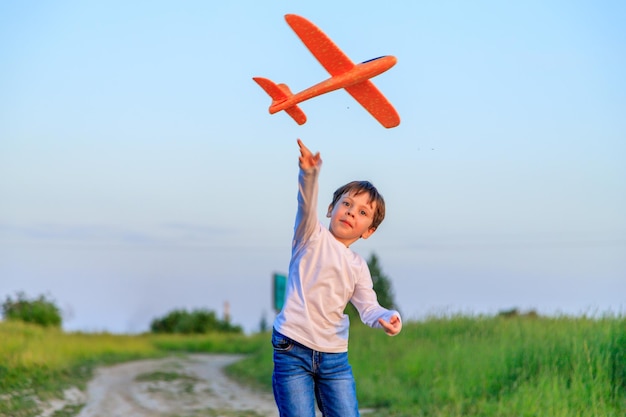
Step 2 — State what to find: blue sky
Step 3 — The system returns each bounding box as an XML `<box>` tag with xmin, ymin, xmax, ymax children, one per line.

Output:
<box><xmin>1</xmin><ymin>1</ymin><xmax>624</xmax><ymax>333</ymax></box>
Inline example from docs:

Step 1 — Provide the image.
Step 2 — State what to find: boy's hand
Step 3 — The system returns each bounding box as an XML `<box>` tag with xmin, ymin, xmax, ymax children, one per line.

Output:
<box><xmin>379</xmin><ymin>315</ymin><xmax>402</xmax><ymax>336</ymax></box>
<box><xmin>297</xmin><ymin>138</ymin><xmax>321</xmax><ymax>170</ymax></box>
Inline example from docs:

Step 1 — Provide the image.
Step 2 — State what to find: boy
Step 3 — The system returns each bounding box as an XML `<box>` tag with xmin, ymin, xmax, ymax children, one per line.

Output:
<box><xmin>272</xmin><ymin>139</ymin><xmax>402</xmax><ymax>417</ymax></box>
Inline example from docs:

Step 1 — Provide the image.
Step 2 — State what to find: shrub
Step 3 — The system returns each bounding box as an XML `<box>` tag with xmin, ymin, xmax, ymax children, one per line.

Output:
<box><xmin>150</xmin><ymin>308</ymin><xmax>242</xmax><ymax>334</ymax></box>
<box><xmin>1</xmin><ymin>292</ymin><xmax>62</xmax><ymax>328</ymax></box>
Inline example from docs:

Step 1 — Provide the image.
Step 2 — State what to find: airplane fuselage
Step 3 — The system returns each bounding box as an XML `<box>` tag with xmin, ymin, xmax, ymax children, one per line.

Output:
<box><xmin>269</xmin><ymin>55</ymin><xmax>397</xmax><ymax>114</ymax></box>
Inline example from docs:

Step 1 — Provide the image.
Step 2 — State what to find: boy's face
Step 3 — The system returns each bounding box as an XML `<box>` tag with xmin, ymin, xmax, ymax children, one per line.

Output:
<box><xmin>326</xmin><ymin>191</ymin><xmax>377</xmax><ymax>247</ymax></box>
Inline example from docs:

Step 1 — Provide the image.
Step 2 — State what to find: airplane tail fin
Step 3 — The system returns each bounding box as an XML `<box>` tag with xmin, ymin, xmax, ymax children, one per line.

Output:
<box><xmin>253</xmin><ymin>77</ymin><xmax>307</xmax><ymax>125</ymax></box>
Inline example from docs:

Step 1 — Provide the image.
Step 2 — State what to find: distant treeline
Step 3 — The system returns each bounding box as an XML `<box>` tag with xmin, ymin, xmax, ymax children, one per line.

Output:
<box><xmin>1</xmin><ymin>291</ymin><xmax>242</xmax><ymax>334</ymax></box>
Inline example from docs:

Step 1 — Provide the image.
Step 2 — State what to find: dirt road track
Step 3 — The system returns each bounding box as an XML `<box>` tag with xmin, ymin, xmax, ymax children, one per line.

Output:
<box><xmin>40</xmin><ymin>354</ymin><xmax>279</xmax><ymax>417</ymax></box>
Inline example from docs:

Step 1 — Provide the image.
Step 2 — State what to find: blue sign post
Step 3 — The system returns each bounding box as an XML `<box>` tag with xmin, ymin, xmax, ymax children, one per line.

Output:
<box><xmin>273</xmin><ymin>273</ymin><xmax>287</xmax><ymax>313</ymax></box>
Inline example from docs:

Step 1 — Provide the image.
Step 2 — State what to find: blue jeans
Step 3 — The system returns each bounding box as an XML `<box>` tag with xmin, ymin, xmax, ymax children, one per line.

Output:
<box><xmin>272</xmin><ymin>329</ymin><xmax>360</xmax><ymax>417</ymax></box>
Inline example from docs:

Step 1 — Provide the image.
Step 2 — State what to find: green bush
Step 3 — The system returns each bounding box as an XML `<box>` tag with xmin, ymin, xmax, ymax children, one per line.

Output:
<box><xmin>1</xmin><ymin>292</ymin><xmax>62</xmax><ymax>328</ymax></box>
<box><xmin>150</xmin><ymin>308</ymin><xmax>242</xmax><ymax>334</ymax></box>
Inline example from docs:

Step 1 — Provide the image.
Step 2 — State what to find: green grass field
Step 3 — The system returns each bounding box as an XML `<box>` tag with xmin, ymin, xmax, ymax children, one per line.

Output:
<box><xmin>2</xmin><ymin>315</ymin><xmax>624</xmax><ymax>417</ymax></box>
<box><xmin>228</xmin><ymin>315</ymin><xmax>626</xmax><ymax>417</ymax></box>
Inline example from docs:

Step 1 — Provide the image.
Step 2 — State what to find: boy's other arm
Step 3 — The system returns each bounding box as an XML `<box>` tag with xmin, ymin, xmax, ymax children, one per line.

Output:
<box><xmin>378</xmin><ymin>315</ymin><xmax>402</xmax><ymax>336</ymax></box>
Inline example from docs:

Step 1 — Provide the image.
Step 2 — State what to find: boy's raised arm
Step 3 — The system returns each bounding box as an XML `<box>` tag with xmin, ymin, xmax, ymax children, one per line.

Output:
<box><xmin>292</xmin><ymin>138</ymin><xmax>322</xmax><ymax>245</ymax></box>
<box><xmin>297</xmin><ymin>138</ymin><xmax>322</xmax><ymax>170</ymax></box>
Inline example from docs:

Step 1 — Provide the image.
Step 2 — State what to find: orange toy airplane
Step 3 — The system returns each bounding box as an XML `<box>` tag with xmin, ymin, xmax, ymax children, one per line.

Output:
<box><xmin>253</xmin><ymin>14</ymin><xmax>400</xmax><ymax>128</ymax></box>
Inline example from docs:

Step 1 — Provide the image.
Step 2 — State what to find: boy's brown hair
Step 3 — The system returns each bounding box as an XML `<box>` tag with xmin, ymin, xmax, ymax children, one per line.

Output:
<box><xmin>329</xmin><ymin>181</ymin><xmax>386</xmax><ymax>230</ymax></box>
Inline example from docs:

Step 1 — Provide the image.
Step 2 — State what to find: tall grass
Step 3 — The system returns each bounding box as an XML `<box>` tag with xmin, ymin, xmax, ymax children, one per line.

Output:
<box><xmin>150</xmin><ymin>331</ymin><xmax>267</xmax><ymax>354</ymax></box>
<box><xmin>230</xmin><ymin>315</ymin><xmax>625</xmax><ymax>417</ymax></box>
<box><xmin>351</xmin><ymin>315</ymin><xmax>624</xmax><ymax>416</ymax></box>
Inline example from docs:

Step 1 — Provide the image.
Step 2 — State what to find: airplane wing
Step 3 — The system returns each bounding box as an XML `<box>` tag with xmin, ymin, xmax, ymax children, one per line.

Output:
<box><xmin>285</xmin><ymin>14</ymin><xmax>400</xmax><ymax>128</ymax></box>
<box><xmin>345</xmin><ymin>80</ymin><xmax>400</xmax><ymax>128</ymax></box>
<box><xmin>285</xmin><ymin>14</ymin><xmax>354</xmax><ymax>76</ymax></box>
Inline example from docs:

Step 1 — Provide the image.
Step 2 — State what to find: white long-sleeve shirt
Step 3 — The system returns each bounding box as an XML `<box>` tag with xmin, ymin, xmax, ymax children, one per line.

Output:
<box><xmin>273</xmin><ymin>165</ymin><xmax>401</xmax><ymax>353</ymax></box>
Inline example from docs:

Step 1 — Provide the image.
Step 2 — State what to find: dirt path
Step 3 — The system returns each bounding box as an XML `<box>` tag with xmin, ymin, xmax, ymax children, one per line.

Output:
<box><xmin>41</xmin><ymin>354</ymin><xmax>280</xmax><ymax>417</ymax></box>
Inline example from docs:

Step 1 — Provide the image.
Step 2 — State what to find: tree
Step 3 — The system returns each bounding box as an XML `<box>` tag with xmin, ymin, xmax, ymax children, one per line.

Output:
<box><xmin>344</xmin><ymin>252</ymin><xmax>399</xmax><ymax>323</ymax></box>
<box><xmin>368</xmin><ymin>253</ymin><xmax>397</xmax><ymax>310</ymax></box>
<box><xmin>259</xmin><ymin>311</ymin><xmax>269</xmax><ymax>333</ymax></box>
<box><xmin>2</xmin><ymin>292</ymin><xmax>62</xmax><ymax>328</ymax></box>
